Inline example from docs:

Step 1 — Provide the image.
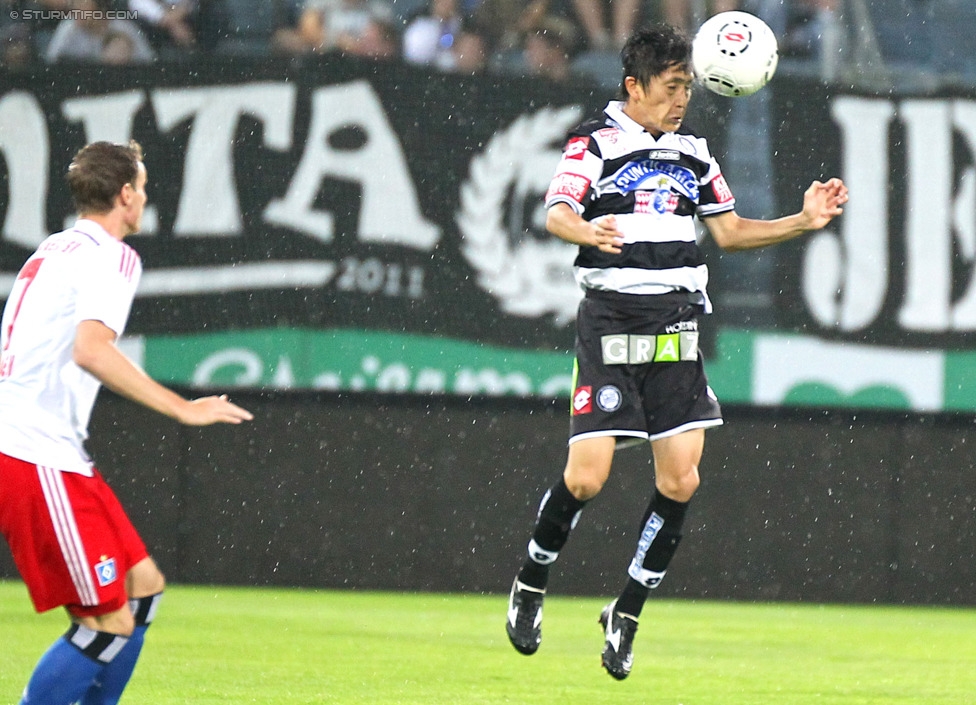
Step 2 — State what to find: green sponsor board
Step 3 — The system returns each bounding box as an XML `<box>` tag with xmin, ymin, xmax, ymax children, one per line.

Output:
<box><xmin>136</xmin><ymin>327</ymin><xmax>976</xmax><ymax>411</ymax></box>
<box><xmin>712</xmin><ymin>329</ymin><xmax>976</xmax><ymax>412</ymax></box>
<box><xmin>143</xmin><ymin>327</ymin><xmax>575</xmax><ymax>397</ymax></box>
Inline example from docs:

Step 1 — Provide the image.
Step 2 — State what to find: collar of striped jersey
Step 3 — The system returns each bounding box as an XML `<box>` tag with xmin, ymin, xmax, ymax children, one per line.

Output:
<box><xmin>604</xmin><ymin>101</ymin><xmax>646</xmax><ymax>135</ymax></box>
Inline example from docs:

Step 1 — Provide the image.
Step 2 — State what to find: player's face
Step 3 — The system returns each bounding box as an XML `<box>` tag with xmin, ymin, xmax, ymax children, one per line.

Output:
<box><xmin>122</xmin><ymin>162</ymin><xmax>148</xmax><ymax>236</ymax></box>
<box><xmin>622</xmin><ymin>65</ymin><xmax>694</xmax><ymax>136</ymax></box>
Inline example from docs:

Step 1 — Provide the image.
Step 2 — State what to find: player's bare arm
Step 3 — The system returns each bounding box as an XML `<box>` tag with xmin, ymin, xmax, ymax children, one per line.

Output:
<box><xmin>73</xmin><ymin>319</ymin><xmax>253</xmax><ymax>425</ymax></box>
<box><xmin>546</xmin><ymin>202</ymin><xmax>625</xmax><ymax>254</ymax></box>
<box><xmin>706</xmin><ymin>177</ymin><xmax>848</xmax><ymax>252</ymax></box>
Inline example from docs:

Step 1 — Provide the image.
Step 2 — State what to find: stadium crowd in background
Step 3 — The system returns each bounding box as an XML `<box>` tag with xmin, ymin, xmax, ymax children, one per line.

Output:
<box><xmin>3</xmin><ymin>0</ymin><xmax>967</xmax><ymax>84</ymax></box>
<box><xmin>45</xmin><ymin>0</ymin><xmax>154</xmax><ymax>63</ymax></box>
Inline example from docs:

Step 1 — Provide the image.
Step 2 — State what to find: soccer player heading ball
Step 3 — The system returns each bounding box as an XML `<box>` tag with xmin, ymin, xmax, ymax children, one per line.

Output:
<box><xmin>505</xmin><ymin>23</ymin><xmax>847</xmax><ymax>680</ymax></box>
<box><xmin>0</xmin><ymin>141</ymin><xmax>253</xmax><ymax>703</ymax></box>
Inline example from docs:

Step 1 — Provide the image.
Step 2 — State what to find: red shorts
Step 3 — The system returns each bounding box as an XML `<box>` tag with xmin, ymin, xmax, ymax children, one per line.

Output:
<box><xmin>0</xmin><ymin>452</ymin><xmax>148</xmax><ymax>616</ymax></box>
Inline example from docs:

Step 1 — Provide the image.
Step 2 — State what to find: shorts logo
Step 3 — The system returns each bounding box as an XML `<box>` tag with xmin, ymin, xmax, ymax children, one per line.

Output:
<box><xmin>572</xmin><ymin>386</ymin><xmax>593</xmax><ymax>415</ymax></box>
<box><xmin>601</xmin><ymin>333</ymin><xmax>699</xmax><ymax>364</ymax></box>
<box><xmin>94</xmin><ymin>556</ymin><xmax>118</xmax><ymax>587</ymax></box>
<box><xmin>596</xmin><ymin>385</ymin><xmax>622</xmax><ymax>412</ymax></box>
<box><xmin>564</xmin><ymin>136</ymin><xmax>590</xmax><ymax>160</ymax></box>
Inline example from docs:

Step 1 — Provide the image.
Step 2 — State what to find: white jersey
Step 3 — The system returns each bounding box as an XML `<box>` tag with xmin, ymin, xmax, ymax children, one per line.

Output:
<box><xmin>0</xmin><ymin>219</ymin><xmax>142</xmax><ymax>475</ymax></box>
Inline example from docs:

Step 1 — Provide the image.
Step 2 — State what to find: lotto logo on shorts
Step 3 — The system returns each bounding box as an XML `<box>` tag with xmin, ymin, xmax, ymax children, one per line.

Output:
<box><xmin>572</xmin><ymin>386</ymin><xmax>593</xmax><ymax>415</ymax></box>
<box><xmin>94</xmin><ymin>556</ymin><xmax>118</xmax><ymax>587</ymax></box>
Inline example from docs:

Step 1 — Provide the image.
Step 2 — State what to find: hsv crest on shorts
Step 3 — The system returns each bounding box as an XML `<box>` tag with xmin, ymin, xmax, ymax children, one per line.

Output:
<box><xmin>94</xmin><ymin>556</ymin><xmax>118</xmax><ymax>586</ymax></box>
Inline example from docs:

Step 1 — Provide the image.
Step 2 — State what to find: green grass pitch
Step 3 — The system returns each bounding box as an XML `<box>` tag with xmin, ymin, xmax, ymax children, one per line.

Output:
<box><xmin>3</xmin><ymin>580</ymin><xmax>976</xmax><ymax>704</ymax></box>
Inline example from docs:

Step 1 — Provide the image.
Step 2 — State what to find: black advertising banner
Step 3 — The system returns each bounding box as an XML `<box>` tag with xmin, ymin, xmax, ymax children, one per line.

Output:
<box><xmin>770</xmin><ymin>77</ymin><xmax>976</xmax><ymax>351</ymax></box>
<box><xmin>0</xmin><ymin>56</ymin><xmax>733</xmax><ymax>398</ymax></box>
<box><xmin>0</xmin><ymin>58</ymin><xmax>605</xmax><ymax>347</ymax></box>
<box><xmin>9</xmin><ymin>59</ymin><xmax>976</xmax><ymax>413</ymax></box>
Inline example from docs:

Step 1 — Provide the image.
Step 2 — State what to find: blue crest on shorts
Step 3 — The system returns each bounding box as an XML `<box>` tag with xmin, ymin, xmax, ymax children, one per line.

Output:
<box><xmin>94</xmin><ymin>557</ymin><xmax>118</xmax><ymax>587</ymax></box>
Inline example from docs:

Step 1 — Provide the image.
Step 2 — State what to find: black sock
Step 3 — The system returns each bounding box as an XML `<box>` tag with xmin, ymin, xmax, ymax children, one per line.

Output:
<box><xmin>616</xmin><ymin>490</ymin><xmax>689</xmax><ymax>617</ymax></box>
<box><xmin>516</xmin><ymin>477</ymin><xmax>587</xmax><ymax>590</ymax></box>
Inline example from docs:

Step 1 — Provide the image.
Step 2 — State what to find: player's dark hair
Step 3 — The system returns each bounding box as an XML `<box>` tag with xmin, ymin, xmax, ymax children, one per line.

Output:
<box><xmin>619</xmin><ymin>25</ymin><xmax>692</xmax><ymax>97</ymax></box>
<box><xmin>66</xmin><ymin>140</ymin><xmax>143</xmax><ymax>215</ymax></box>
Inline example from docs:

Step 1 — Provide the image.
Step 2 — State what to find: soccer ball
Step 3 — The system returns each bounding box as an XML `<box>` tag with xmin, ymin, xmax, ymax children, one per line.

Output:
<box><xmin>691</xmin><ymin>11</ymin><xmax>779</xmax><ymax>97</ymax></box>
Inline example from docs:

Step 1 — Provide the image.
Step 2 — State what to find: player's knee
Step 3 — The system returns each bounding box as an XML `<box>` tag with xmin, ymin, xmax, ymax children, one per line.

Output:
<box><xmin>563</xmin><ymin>472</ymin><xmax>607</xmax><ymax>501</ymax></box>
<box><xmin>657</xmin><ymin>467</ymin><xmax>700</xmax><ymax>502</ymax></box>
<box><xmin>150</xmin><ymin>567</ymin><xmax>166</xmax><ymax>594</ymax></box>
<box><xmin>128</xmin><ymin>557</ymin><xmax>166</xmax><ymax>597</ymax></box>
<box><xmin>74</xmin><ymin>604</ymin><xmax>137</xmax><ymax>637</ymax></box>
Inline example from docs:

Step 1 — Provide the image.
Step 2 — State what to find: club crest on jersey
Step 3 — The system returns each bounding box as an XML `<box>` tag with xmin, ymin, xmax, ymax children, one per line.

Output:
<box><xmin>612</xmin><ymin>159</ymin><xmax>699</xmax><ymax>200</ymax></box>
<box><xmin>94</xmin><ymin>556</ymin><xmax>118</xmax><ymax>587</ymax></box>
<box><xmin>635</xmin><ymin>190</ymin><xmax>679</xmax><ymax>214</ymax></box>
<box><xmin>572</xmin><ymin>385</ymin><xmax>593</xmax><ymax>414</ymax></box>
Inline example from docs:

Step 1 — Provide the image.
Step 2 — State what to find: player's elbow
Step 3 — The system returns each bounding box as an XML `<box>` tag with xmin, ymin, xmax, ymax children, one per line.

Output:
<box><xmin>710</xmin><ymin>230</ymin><xmax>742</xmax><ymax>252</ymax></box>
<box><xmin>72</xmin><ymin>334</ymin><xmax>109</xmax><ymax>375</ymax></box>
<box><xmin>72</xmin><ymin>341</ymin><xmax>100</xmax><ymax>374</ymax></box>
<box><xmin>704</xmin><ymin>212</ymin><xmax>746</xmax><ymax>252</ymax></box>
<box><xmin>714</xmin><ymin>237</ymin><xmax>748</xmax><ymax>253</ymax></box>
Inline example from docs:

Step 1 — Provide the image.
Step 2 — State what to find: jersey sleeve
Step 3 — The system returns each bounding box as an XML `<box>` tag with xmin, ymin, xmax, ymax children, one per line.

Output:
<box><xmin>544</xmin><ymin>130</ymin><xmax>604</xmax><ymax>215</ymax></box>
<box><xmin>696</xmin><ymin>154</ymin><xmax>737</xmax><ymax>217</ymax></box>
<box><xmin>73</xmin><ymin>242</ymin><xmax>142</xmax><ymax>337</ymax></box>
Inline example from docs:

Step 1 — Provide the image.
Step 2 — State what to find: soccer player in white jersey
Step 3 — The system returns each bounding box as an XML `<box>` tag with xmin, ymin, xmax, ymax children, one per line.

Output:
<box><xmin>0</xmin><ymin>141</ymin><xmax>253</xmax><ymax>704</ymax></box>
<box><xmin>505</xmin><ymin>25</ymin><xmax>848</xmax><ymax>679</ymax></box>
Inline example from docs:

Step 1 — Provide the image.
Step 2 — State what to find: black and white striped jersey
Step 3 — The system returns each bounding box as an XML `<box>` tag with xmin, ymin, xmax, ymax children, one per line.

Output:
<box><xmin>544</xmin><ymin>101</ymin><xmax>736</xmax><ymax>312</ymax></box>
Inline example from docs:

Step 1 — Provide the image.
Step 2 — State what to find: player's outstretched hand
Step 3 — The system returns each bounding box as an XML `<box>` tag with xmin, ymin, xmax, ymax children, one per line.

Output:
<box><xmin>802</xmin><ymin>177</ymin><xmax>848</xmax><ymax>231</ymax></box>
<box><xmin>179</xmin><ymin>395</ymin><xmax>254</xmax><ymax>426</ymax></box>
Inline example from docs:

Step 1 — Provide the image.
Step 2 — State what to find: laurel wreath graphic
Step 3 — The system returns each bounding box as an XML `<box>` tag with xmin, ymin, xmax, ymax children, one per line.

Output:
<box><xmin>456</xmin><ymin>105</ymin><xmax>585</xmax><ymax>326</ymax></box>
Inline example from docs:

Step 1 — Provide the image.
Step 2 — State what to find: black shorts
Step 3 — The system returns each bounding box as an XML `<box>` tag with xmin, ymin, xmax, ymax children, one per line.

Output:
<box><xmin>569</xmin><ymin>289</ymin><xmax>723</xmax><ymax>446</ymax></box>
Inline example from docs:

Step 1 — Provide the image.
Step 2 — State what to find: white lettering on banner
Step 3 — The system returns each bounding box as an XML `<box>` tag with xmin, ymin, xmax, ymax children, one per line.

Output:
<box><xmin>457</xmin><ymin>106</ymin><xmax>584</xmax><ymax>325</ymax></box>
<box><xmin>899</xmin><ymin>100</ymin><xmax>976</xmax><ymax>331</ymax></box>
<box><xmin>62</xmin><ymin>91</ymin><xmax>159</xmax><ymax>234</ymax></box>
<box><xmin>948</xmin><ymin>102</ymin><xmax>976</xmax><ymax>328</ymax></box>
<box><xmin>802</xmin><ymin>98</ymin><xmax>893</xmax><ymax>331</ymax></box>
<box><xmin>0</xmin><ymin>92</ymin><xmax>49</xmax><ymax>248</ymax></box>
<box><xmin>153</xmin><ymin>83</ymin><xmax>296</xmax><ymax>236</ymax></box>
<box><xmin>1</xmin><ymin>81</ymin><xmax>437</xmax><ymax>254</ymax></box>
<box><xmin>137</xmin><ymin>261</ymin><xmax>337</xmax><ymax>295</ymax></box>
<box><xmin>192</xmin><ymin>348</ymin><xmax>263</xmax><ymax>387</ymax></box>
<box><xmin>454</xmin><ymin>369</ymin><xmax>533</xmax><ymax>396</ymax></box>
<box><xmin>803</xmin><ymin>96</ymin><xmax>976</xmax><ymax>334</ymax></box>
<box><xmin>188</xmin><ymin>346</ymin><xmax>570</xmax><ymax>395</ymax></box>
<box><xmin>264</xmin><ymin>81</ymin><xmax>439</xmax><ymax>250</ymax></box>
